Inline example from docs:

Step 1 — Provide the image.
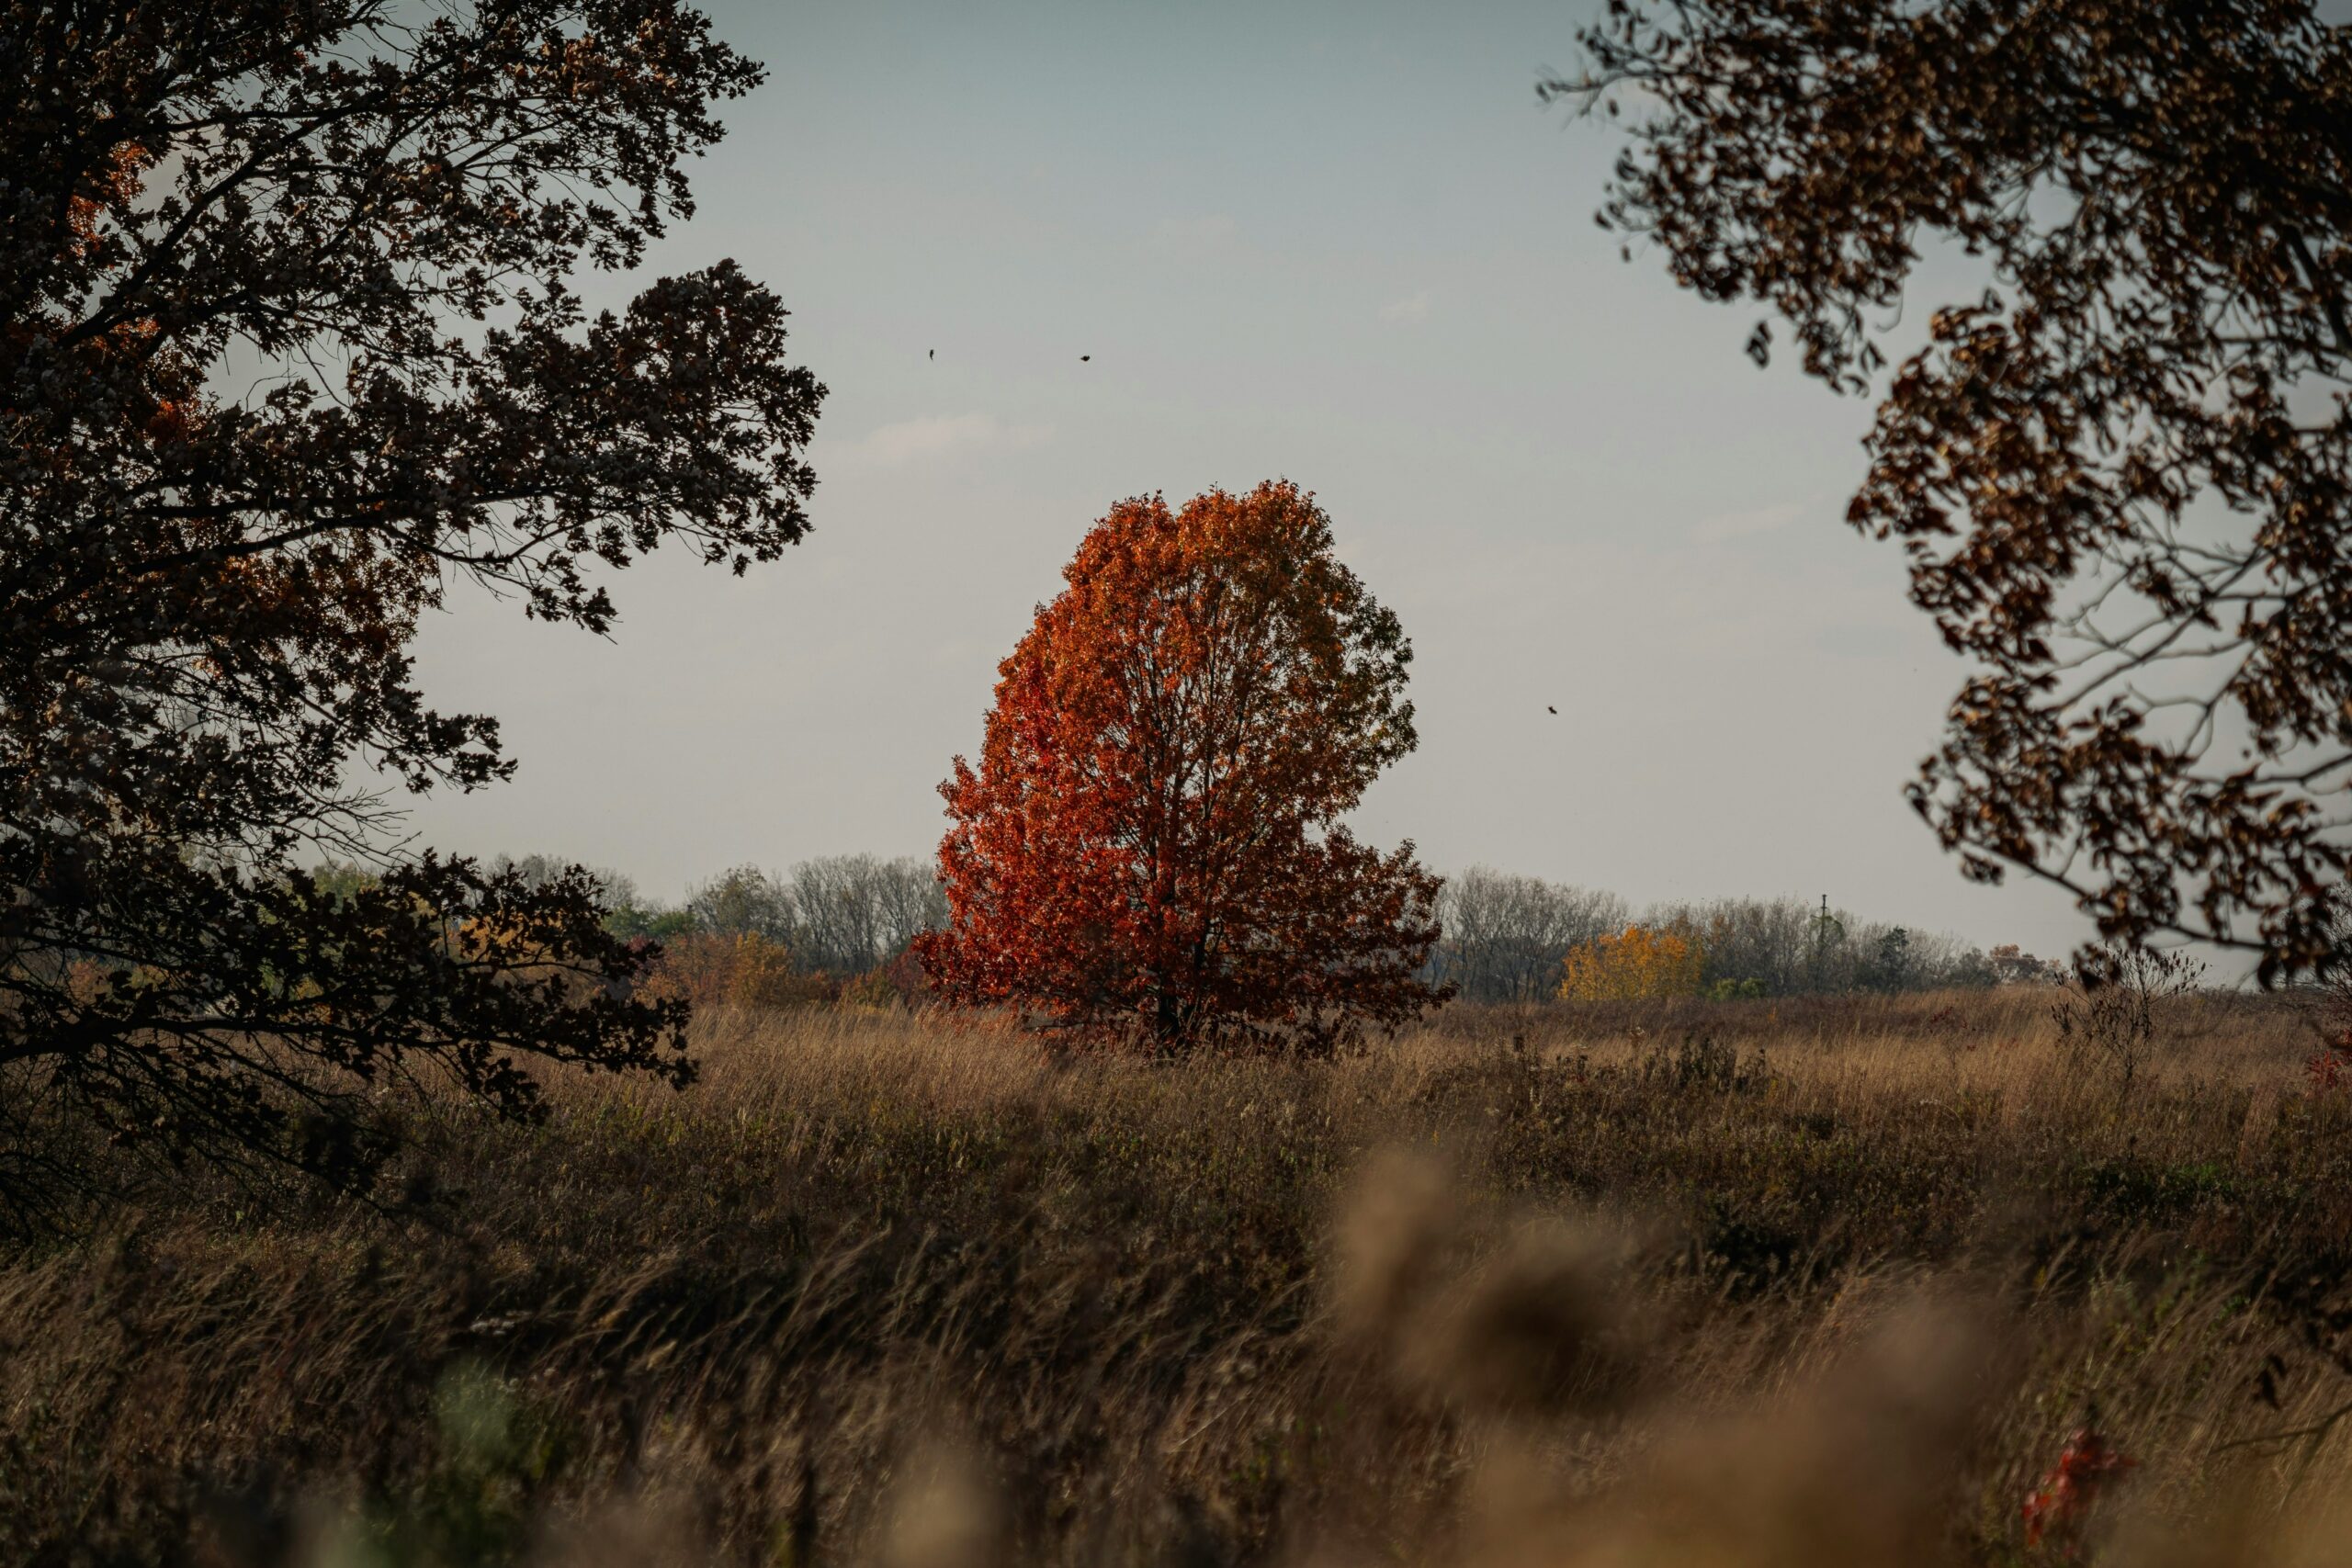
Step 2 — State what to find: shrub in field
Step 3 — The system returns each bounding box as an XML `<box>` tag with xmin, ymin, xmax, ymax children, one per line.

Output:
<box><xmin>2052</xmin><ymin>945</ymin><xmax>2206</xmax><ymax>1096</ymax></box>
<box><xmin>2309</xmin><ymin>1040</ymin><xmax>2352</xmax><ymax>1097</ymax></box>
<box><xmin>2308</xmin><ymin>947</ymin><xmax>2352</xmax><ymax>1095</ymax></box>
<box><xmin>1559</xmin><ymin>924</ymin><xmax>1704</xmax><ymax>1002</ymax></box>
<box><xmin>917</xmin><ymin>481</ymin><xmax>1446</xmax><ymax>1054</ymax></box>
<box><xmin>2020</xmin><ymin>1426</ymin><xmax>2137</xmax><ymax>1554</ymax></box>
<box><xmin>639</xmin><ymin>931</ymin><xmax>818</xmax><ymax>1012</ymax></box>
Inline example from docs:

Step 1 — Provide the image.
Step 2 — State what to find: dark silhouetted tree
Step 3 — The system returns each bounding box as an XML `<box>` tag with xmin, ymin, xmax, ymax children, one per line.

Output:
<box><xmin>0</xmin><ymin>0</ymin><xmax>824</xmax><ymax>1229</ymax></box>
<box><xmin>915</xmin><ymin>482</ymin><xmax>1446</xmax><ymax>1054</ymax></box>
<box><xmin>1550</xmin><ymin>0</ymin><xmax>2352</xmax><ymax>980</ymax></box>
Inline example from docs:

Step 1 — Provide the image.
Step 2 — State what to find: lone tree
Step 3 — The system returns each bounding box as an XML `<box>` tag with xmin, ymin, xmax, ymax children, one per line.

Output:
<box><xmin>0</xmin><ymin>1</ymin><xmax>823</xmax><ymax>1229</ymax></box>
<box><xmin>915</xmin><ymin>481</ymin><xmax>1446</xmax><ymax>1054</ymax></box>
<box><xmin>1552</xmin><ymin>0</ymin><xmax>2352</xmax><ymax>981</ymax></box>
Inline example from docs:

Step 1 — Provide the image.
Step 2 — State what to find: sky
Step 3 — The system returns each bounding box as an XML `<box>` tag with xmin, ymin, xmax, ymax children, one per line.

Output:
<box><xmin>396</xmin><ymin>0</ymin><xmax>2108</xmax><ymax>961</ymax></box>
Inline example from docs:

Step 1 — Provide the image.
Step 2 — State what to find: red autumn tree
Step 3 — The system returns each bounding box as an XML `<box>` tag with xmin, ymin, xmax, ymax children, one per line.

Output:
<box><xmin>914</xmin><ymin>480</ymin><xmax>1446</xmax><ymax>1054</ymax></box>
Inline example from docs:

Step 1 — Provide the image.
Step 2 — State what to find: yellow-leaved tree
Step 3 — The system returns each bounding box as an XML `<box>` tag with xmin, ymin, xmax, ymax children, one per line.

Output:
<box><xmin>1558</xmin><ymin>925</ymin><xmax>1703</xmax><ymax>1002</ymax></box>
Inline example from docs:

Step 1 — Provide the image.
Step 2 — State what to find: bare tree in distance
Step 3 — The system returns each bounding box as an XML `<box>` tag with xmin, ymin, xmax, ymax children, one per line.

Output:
<box><xmin>1645</xmin><ymin>897</ymin><xmax>1822</xmax><ymax>998</ymax></box>
<box><xmin>1643</xmin><ymin>895</ymin><xmax>1996</xmax><ymax>996</ymax></box>
<box><xmin>1430</xmin><ymin>877</ymin><xmax>2004</xmax><ymax>1001</ymax></box>
<box><xmin>1431</xmin><ymin>868</ymin><xmax>1628</xmax><ymax>1003</ymax></box>
<box><xmin>1549</xmin><ymin>0</ymin><xmax>2352</xmax><ymax>982</ymax></box>
<box><xmin>640</xmin><ymin>856</ymin><xmax>944</xmax><ymax>973</ymax></box>
<box><xmin>787</xmin><ymin>855</ymin><xmax>946</xmax><ymax>975</ymax></box>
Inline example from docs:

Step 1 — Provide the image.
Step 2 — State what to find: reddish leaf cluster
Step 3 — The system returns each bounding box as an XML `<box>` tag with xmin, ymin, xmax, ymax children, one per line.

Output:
<box><xmin>2308</xmin><ymin>1033</ymin><xmax>2352</xmax><ymax>1095</ymax></box>
<box><xmin>2309</xmin><ymin>1047</ymin><xmax>2350</xmax><ymax>1095</ymax></box>
<box><xmin>2020</xmin><ymin>1426</ymin><xmax>2136</xmax><ymax>1553</ymax></box>
<box><xmin>2312</xmin><ymin>945</ymin><xmax>2352</xmax><ymax>1092</ymax></box>
<box><xmin>914</xmin><ymin>482</ymin><xmax>1446</xmax><ymax>1054</ymax></box>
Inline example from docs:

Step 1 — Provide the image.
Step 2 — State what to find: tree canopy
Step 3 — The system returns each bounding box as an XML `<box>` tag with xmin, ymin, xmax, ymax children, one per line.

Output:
<box><xmin>916</xmin><ymin>481</ymin><xmax>1446</xmax><ymax>1054</ymax></box>
<box><xmin>1552</xmin><ymin>0</ymin><xmax>2352</xmax><ymax>980</ymax></box>
<box><xmin>0</xmin><ymin>0</ymin><xmax>824</xmax><ymax>1228</ymax></box>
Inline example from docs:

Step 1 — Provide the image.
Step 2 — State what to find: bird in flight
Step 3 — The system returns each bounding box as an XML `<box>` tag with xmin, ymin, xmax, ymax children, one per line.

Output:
<box><xmin>1080</xmin><ymin>354</ymin><xmax>1091</xmax><ymax>363</ymax></box>
<box><xmin>928</xmin><ymin>348</ymin><xmax>933</xmax><ymax>360</ymax></box>
<box><xmin>1547</xmin><ymin>705</ymin><xmax>1557</xmax><ymax>715</ymax></box>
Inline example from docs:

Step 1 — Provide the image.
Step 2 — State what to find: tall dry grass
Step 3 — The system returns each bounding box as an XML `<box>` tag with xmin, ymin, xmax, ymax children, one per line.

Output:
<box><xmin>5</xmin><ymin>989</ymin><xmax>2352</xmax><ymax>1564</ymax></box>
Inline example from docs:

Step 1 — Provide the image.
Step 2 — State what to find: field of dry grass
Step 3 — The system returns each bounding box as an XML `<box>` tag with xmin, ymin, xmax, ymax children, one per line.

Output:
<box><xmin>8</xmin><ymin>988</ymin><xmax>2352</xmax><ymax>1565</ymax></box>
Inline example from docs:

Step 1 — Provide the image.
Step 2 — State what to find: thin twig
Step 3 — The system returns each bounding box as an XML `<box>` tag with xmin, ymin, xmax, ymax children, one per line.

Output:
<box><xmin>2211</xmin><ymin>1396</ymin><xmax>2352</xmax><ymax>1453</ymax></box>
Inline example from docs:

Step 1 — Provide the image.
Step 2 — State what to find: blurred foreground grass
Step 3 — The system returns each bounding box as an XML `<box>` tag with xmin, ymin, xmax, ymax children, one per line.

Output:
<box><xmin>8</xmin><ymin>990</ymin><xmax>2352</xmax><ymax>1565</ymax></box>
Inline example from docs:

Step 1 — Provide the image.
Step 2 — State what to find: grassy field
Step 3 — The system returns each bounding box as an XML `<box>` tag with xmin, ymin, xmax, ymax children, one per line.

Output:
<box><xmin>9</xmin><ymin>989</ymin><xmax>2352</xmax><ymax>1565</ymax></box>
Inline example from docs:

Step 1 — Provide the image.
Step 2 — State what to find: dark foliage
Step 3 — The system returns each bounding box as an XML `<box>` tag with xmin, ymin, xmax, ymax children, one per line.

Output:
<box><xmin>1550</xmin><ymin>0</ymin><xmax>2352</xmax><ymax>980</ymax></box>
<box><xmin>0</xmin><ymin>0</ymin><xmax>823</xmax><ymax>1228</ymax></box>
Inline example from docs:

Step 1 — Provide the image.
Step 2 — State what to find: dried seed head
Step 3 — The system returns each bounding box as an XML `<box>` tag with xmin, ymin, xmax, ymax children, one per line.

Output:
<box><xmin>2103</xmin><ymin>1458</ymin><xmax>2352</xmax><ymax>1568</ymax></box>
<box><xmin>880</xmin><ymin>1440</ymin><xmax>1004</xmax><ymax>1568</ymax></box>
<box><xmin>1330</xmin><ymin>1145</ymin><xmax>1459</xmax><ymax>1351</ymax></box>
<box><xmin>1598</xmin><ymin>1292</ymin><xmax>2004</xmax><ymax>1568</ymax></box>
<box><xmin>1414</xmin><ymin>1214</ymin><xmax>1649</xmax><ymax>1417</ymax></box>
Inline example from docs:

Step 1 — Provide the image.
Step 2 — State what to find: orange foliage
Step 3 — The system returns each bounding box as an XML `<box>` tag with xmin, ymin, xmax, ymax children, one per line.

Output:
<box><xmin>64</xmin><ymin>140</ymin><xmax>155</xmax><ymax>255</ymax></box>
<box><xmin>914</xmin><ymin>480</ymin><xmax>1444</xmax><ymax>1054</ymax></box>
<box><xmin>1558</xmin><ymin>924</ymin><xmax>1704</xmax><ymax>1002</ymax></box>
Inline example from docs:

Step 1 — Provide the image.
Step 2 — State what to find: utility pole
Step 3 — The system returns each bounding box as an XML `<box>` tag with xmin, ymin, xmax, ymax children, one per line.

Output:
<box><xmin>1808</xmin><ymin>894</ymin><xmax>1843</xmax><ymax>992</ymax></box>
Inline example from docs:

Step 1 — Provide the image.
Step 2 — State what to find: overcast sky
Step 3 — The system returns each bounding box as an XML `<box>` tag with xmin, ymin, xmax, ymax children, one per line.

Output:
<box><xmin>396</xmin><ymin>0</ymin><xmax>2106</xmax><ymax>960</ymax></box>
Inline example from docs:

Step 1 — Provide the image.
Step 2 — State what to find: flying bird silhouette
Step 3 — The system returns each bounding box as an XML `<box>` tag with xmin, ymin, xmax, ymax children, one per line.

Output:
<box><xmin>927</xmin><ymin>348</ymin><xmax>933</xmax><ymax>360</ymax></box>
<box><xmin>1080</xmin><ymin>354</ymin><xmax>1091</xmax><ymax>362</ymax></box>
<box><xmin>1547</xmin><ymin>705</ymin><xmax>1557</xmax><ymax>715</ymax></box>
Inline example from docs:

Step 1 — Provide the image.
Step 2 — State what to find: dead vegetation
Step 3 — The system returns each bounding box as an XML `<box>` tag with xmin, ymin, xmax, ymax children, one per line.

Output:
<box><xmin>6</xmin><ymin>989</ymin><xmax>2352</xmax><ymax>1564</ymax></box>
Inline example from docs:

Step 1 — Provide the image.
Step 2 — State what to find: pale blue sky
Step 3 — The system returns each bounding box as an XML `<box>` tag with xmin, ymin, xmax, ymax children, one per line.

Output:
<box><xmin>401</xmin><ymin>1</ymin><xmax>2099</xmax><ymax>958</ymax></box>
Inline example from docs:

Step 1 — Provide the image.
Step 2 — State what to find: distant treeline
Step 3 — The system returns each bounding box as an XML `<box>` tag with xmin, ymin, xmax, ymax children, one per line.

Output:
<box><xmin>315</xmin><ymin>855</ymin><xmax>2056</xmax><ymax>1003</ymax></box>
<box><xmin>311</xmin><ymin>853</ymin><xmax>945</xmax><ymax>981</ymax></box>
<box><xmin>562</xmin><ymin>855</ymin><xmax>944</xmax><ymax>978</ymax></box>
<box><xmin>1426</xmin><ymin>866</ymin><xmax>2055</xmax><ymax>1003</ymax></box>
